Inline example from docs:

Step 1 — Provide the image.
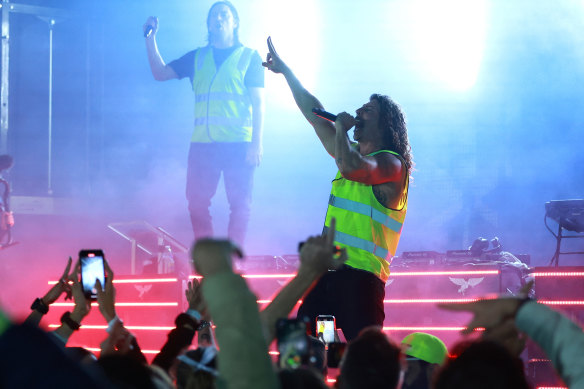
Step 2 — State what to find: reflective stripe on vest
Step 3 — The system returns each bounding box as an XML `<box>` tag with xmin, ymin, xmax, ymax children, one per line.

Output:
<box><xmin>191</xmin><ymin>46</ymin><xmax>254</xmax><ymax>143</ymax></box>
<box><xmin>323</xmin><ymin>226</ymin><xmax>390</xmax><ymax>259</ymax></box>
<box><xmin>324</xmin><ymin>149</ymin><xmax>408</xmax><ymax>282</ymax></box>
<box><xmin>328</xmin><ymin>194</ymin><xmax>404</xmax><ymax>233</ymax></box>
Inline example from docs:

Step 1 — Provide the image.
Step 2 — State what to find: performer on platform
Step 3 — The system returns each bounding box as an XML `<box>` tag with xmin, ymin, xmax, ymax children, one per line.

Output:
<box><xmin>144</xmin><ymin>1</ymin><xmax>265</xmax><ymax>247</ymax></box>
<box><xmin>0</xmin><ymin>154</ymin><xmax>14</xmax><ymax>247</ymax></box>
<box><xmin>263</xmin><ymin>37</ymin><xmax>413</xmax><ymax>340</ymax></box>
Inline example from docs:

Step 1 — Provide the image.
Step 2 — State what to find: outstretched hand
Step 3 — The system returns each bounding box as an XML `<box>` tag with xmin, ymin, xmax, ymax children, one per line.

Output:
<box><xmin>70</xmin><ymin>261</ymin><xmax>91</xmax><ymax>321</ymax></box>
<box><xmin>186</xmin><ymin>278</ymin><xmax>209</xmax><ymax>320</ymax></box>
<box><xmin>262</xmin><ymin>36</ymin><xmax>288</xmax><ymax>74</ymax></box>
<box><xmin>95</xmin><ymin>259</ymin><xmax>117</xmax><ymax>323</ymax></box>
<box><xmin>191</xmin><ymin>239</ymin><xmax>243</xmax><ymax>278</ymax></box>
<box><xmin>298</xmin><ymin>217</ymin><xmax>348</xmax><ymax>276</ymax></box>
<box><xmin>43</xmin><ymin>256</ymin><xmax>73</xmax><ymax>305</ymax></box>
<box><xmin>438</xmin><ymin>281</ymin><xmax>533</xmax><ymax>335</ymax></box>
<box><xmin>143</xmin><ymin>16</ymin><xmax>159</xmax><ymax>38</ymax></box>
<box><xmin>438</xmin><ymin>281</ymin><xmax>534</xmax><ymax>356</ymax></box>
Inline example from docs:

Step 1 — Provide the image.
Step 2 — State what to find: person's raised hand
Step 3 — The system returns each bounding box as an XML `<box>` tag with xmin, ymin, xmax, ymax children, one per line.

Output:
<box><xmin>100</xmin><ymin>320</ymin><xmax>135</xmax><ymax>357</ymax></box>
<box><xmin>438</xmin><ymin>281</ymin><xmax>534</xmax><ymax>335</ymax></box>
<box><xmin>438</xmin><ymin>297</ymin><xmax>522</xmax><ymax>335</ymax></box>
<box><xmin>298</xmin><ymin>217</ymin><xmax>347</xmax><ymax>277</ymax></box>
<box><xmin>143</xmin><ymin>16</ymin><xmax>159</xmax><ymax>38</ymax></box>
<box><xmin>482</xmin><ymin>316</ymin><xmax>527</xmax><ymax>357</ymax></box>
<box><xmin>191</xmin><ymin>239</ymin><xmax>243</xmax><ymax>278</ymax></box>
<box><xmin>95</xmin><ymin>259</ymin><xmax>117</xmax><ymax>323</ymax></box>
<box><xmin>42</xmin><ymin>256</ymin><xmax>73</xmax><ymax>305</ymax></box>
<box><xmin>262</xmin><ymin>36</ymin><xmax>288</xmax><ymax>74</ymax></box>
<box><xmin>186</xmin><ymin>278</ymin><xmax>209</xmax><ymax>319</ymax></box>
<box><xmin>69</xmin><ymin>261</ymin><xmax>91</xmax><ymax>322</ymax></box>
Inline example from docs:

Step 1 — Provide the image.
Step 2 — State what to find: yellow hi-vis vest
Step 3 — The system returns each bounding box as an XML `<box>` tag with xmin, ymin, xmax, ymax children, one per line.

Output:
<box><xmin>191</xmin><ymin>45</ymin><xmax>254</xmax><ymax>143</ymax></box>
<box><xmin>324</xmin><ymin>150</ymin><xmax>408</xmax><ymax>282</ymax></box>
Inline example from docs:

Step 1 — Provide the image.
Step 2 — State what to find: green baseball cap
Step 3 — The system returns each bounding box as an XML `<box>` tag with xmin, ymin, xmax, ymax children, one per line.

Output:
<box><xmin>401</xmin><ymin>332</ymin><xmax>448</xmax><ymax>364</ymax></box>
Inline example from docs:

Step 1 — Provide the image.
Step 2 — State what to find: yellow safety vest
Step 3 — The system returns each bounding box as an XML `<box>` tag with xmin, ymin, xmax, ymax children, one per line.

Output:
<box><xmin>191</xmin><ymin>45</ymin><xmax>254</xmax><ymax>142</ymax></box>
<box><xmin>324</xmin><ymin>150</ymin><xmax>408</xmax><ymax>282</ymax></box>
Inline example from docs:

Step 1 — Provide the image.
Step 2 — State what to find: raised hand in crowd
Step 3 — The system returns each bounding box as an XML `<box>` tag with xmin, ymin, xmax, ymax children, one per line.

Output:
<box><xmin>95</xmin><ymin>259</ymin><xmax>116</xmax><ymax>323</ymax></box>
<box><xmin>99</xmin><ymin>319</ymin><xmax>135</xmax><ymax>357</ymax></box>
<box><xmin>186</xmin><ymin>278</ymin><xmax>215</xmax><ymax>347</ymax></box>
<box><xmin>260</xmin><ymin>217</ymin><xmax>347</xmax><ymax>343</ymax></box>
<box><xmin>298</xmin><ymin>217</ymin><xmax>347</xmax><ymax>277</ymax></box>
<box><xmin>186</xmin><ymin>278</ymin><xmax>208</xmax><ymax>319</ymax></box>
<box><xmin>95</xmin><ymin>259</ymin><xmax>146</xmax><ymax>364</ymax></box>
<box><xmin>439</xmin><ymin>281</ymin><xmax>532</xmax><ymax>356</ymax></box>
<box><xmin>25</xmin><ymin>256</ymin><xmax>73</xmax><ymax>326</ymax></box>
<box><xmin>191</xmin><ymin>238</ymin><xmax>280</xmax><ymax>389</ymax></box>
<box><xmin>191</xmin><ymin>239</ymin><xmax>243</xmax><ymax>279</ymax></box>
<box><xmin>152</xmin><ymin>278</ymin><xmax>214</xmax><ymax>375</ymax></box>
<box><xmin>52</xmin><ymin>261</ymin><xmax>91</xmax><ymax>344</ymax></box>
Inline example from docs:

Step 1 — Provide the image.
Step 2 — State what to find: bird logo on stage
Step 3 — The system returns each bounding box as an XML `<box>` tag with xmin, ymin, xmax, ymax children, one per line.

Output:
<box><xmin>449</xmin><ymin>277</ymin><xmax>484</xmax><ymax>294</ymax></box>
<box><xmin>134</xmin><ymin>284</ymin><xmax>153</xmax><ymax>299</ymax></box>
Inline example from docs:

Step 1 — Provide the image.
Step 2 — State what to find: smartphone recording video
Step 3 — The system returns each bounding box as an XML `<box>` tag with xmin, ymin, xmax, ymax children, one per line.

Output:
<box><xmin>316</xmin><ymin>315</ymin><xmax>336</xmax><ymax>344</ymax></box>
<box><xmin>79</xmin><ymin>249</ymin><xmax>106</xmax><ymax>300</ymax></box>
<box><xmin>276</xmin><ymin>318</ymin><xmax>310</xmax><ymax>369</ymax></box>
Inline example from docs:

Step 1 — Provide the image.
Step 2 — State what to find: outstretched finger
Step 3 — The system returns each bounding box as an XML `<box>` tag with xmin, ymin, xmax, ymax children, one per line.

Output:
<box><xmin>267</xmin><ymin>36</ymin><xmax>278</xmax><ymax>57</ymax></box>
<box><xmin>70</xmin><ymin>260</ymin><xmax>81</xmax><ymax>283</ymax></box>
<box><xmin>104</xmin><ymin>259</ymin><xmax>114</xmax><ymax>285</ymax></box>
<box><xmin>326</xmin><ymin>217</ymin><xmax>336</xmax><ymax>247</ymax></box>
<box><xmin>62</xmin><ymin>256</ymin><xmax>73</xmax><ymax>281</ymax></box>
<box><xmin>95</xmin><ymin>278</ymin><xmax>104</xmax><ymax>295</ymax></box>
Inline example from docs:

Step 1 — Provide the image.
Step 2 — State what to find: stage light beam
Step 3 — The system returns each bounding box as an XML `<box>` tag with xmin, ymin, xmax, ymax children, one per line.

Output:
<box><xmin>409</xmin><ymin>0</ymin><xmax>487</xmax><ymax>90</ymax></box>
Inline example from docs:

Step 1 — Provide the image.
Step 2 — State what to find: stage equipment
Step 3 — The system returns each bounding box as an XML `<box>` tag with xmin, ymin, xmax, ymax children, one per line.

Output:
<box><xmin>545</xmin><ymin>199</ymin><xmax>584</xmax><ymax>266</ymax></box>
<box><xmin>108</xmin><ymin>221</ymin><xmax>188</xmax><ymax>275</ymax></box>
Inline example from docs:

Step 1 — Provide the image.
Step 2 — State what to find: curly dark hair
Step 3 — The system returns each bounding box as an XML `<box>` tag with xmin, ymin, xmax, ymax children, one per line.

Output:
<box><xmin>370</xmin><ymin>94</ymin><xmax>414</xmax><ymax>175</ymax></box>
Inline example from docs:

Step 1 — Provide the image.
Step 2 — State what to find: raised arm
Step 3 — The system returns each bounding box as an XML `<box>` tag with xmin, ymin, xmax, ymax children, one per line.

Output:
<box><xmin>144</xmin><ymin>16</ymin><xmax>179</xmax><ymax>81</ymax></box>
<box><xmin>259</xmin><ymin>218</ymin><xmax>347</xmax><ymax>343</ymax></box>
<box><xmin>24</xmin><ymin>257</ymin><xmax>72</xmax><ymax>326</ymax></box>
<box><xmin>263</xmin><ymin>36</ymin><xmax>336</xmax><ymax>156</ymax></box>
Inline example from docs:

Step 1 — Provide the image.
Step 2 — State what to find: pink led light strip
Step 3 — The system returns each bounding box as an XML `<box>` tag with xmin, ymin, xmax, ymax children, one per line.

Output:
<box><xmin>49</xmin><ymin>269</ymin><xmax>503</xmax><ymax>286</ymax></box>
<box><xmin>51</xmin><ymin>302</ymin><xmax>179</xmax><ymax>307</ymax></box>
<box><xmin>48</xmin><ymin>324</ymin><xmax>175</xmax><ymax>331</ymax></box>
<box><xmin>48</xmin><ymin>278</ymin><xmax>178</xmax><ymax>285</ymax></box>
<box><xmin>382</xmin><ymin>326</ymin><xmax>484</xmax><ymax>331</ymax></box>
<box><xmin>84</xmin><ymin>347</ymin><xmax>160</xmax><ymax>355</ymax></box>
<box><xmin>532</xmin><ymin>272</ymin><xmax>584</xmax><ymax>277</ymax></box>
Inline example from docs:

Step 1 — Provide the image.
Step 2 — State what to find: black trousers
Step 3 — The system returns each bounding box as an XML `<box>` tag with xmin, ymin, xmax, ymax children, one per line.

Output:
<box><xmin>296</xmin><ymin>265</ymin><xmax>386</xmax><ymax>342</ymax></box>
<box><xmin>186</xmin><ymin>142</ymin><xmax>255</xmax><ymax>247</ymax></box>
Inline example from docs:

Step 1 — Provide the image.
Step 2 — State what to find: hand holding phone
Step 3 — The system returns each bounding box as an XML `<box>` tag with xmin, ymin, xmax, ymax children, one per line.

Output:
<box><xmin>79</xmin><ymin>249</ymin><xmax>106</xmax><ymax>300</ymax></box>
<box><xmin>276</xmin><ymin>318</ymin><xmax>310</xmax><ymax>369</ymax></box>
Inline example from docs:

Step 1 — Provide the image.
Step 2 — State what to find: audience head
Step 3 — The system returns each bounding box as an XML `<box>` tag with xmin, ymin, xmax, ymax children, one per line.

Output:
<box><xmin>337</xmin><ymin>326</ymin><xmax>403</xmax><ymax>389</ymax></box>
<box><xmin>433</xmin><ymin>339</ymin><xmax>530</xmax><ymax>389</ymax></box>
<box><xmin>65</xmin><ymin>346</ymin><xmax>98</xmax><ymax>365</ymax></box>
<box><xmin>400</xmin><ymin>333</ymin><xmax>447</xmax><ymax>389</ymax></box>
<box><xmin>97</xmin><ymin>354</ymin><xmax>158</xmax><ymax>389</ymax></box>
<box><xmin>175</xmin><ymin>346</ymin><xmax>218</xmax><ymax>389</ymax></box>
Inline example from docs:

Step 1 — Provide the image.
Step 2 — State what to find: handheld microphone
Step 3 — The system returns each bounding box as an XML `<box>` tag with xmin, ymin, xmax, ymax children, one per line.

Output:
<box><xmin>312</xmin><ymin>108</ymin><xmax>337</xmax><ymax>122</ymax></box>
<box><xmin>144</xmin><ymin>25</ymin><xmax>153</xmax><ymax>38</ymax></box>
